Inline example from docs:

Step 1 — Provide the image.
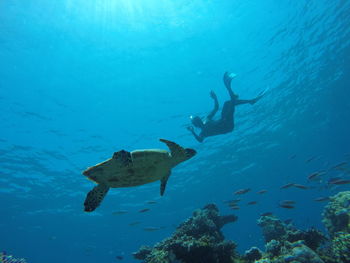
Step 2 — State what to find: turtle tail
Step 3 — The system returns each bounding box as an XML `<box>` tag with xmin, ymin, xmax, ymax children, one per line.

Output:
<box><xmin>84</xmin><ymin>184</ymin><xmax>110</xmax><ymax>212</ymax></box>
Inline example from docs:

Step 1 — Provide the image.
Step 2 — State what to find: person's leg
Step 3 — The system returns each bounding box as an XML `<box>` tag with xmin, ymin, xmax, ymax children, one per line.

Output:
<box><xmin>223</xmin><ymin>72</ymin><xmax>237</xmax><ymax>100</ymax></box>
<box><xmin>221</xmin><ymin>100</ymin><xmax>235</xmax><ymax>120</ymax></box>
<box><xmin>219</xmin><ymin>101</ymin><xmax>235</xmax><ymax>132</ymax></box>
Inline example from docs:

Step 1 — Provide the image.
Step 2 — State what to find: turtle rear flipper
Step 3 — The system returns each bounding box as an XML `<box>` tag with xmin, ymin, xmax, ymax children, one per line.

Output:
<box><xmin>84</xmin><ymin>184</ymin><xmax>110</xmax><ymax>212</ymax></box>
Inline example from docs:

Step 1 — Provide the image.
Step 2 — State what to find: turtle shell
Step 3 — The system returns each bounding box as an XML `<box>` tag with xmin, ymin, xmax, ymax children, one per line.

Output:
<box><xmin>83</xmin><ymin>149</ymin><xmax>172</xmax><ymax>188</ymax></box>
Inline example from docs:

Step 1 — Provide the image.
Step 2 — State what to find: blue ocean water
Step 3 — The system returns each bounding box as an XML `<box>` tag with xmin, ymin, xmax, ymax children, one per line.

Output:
<box><xmin>1</xmin><ymin>0</ymin><xmax>350</xmax><ymax>262</ymax></box>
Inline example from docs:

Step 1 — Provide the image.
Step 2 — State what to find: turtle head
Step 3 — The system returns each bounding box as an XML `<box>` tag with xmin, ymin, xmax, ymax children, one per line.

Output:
<box><xmin>184</xmin><ymin>148</ymin><xmax>196</xmax><ymax>160</ymax></box>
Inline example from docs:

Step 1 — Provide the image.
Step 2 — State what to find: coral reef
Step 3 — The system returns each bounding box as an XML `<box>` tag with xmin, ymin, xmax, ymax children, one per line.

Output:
<box><xmin>243</xmin><ymin>246</ymin><xmax>262</xmax><ymax>262</ymax></box>
<box><xmin>0</xmin><ymin>252</ymin><xmax>27</xmax><ymax>263</ymax></box>
<box><xmin>322</xmin><ymin>191</ymin><xmax>350</xmax><ymax>237</ymax></box>
<box><xmin>133</xmin><ymin>204</ymin><xmax>238</xmax><ymax>263</ymax></box>
<box><xmin>256</xmin><ymin>241</ymin><xmax>324</xmax><ymax>263</ymax></box>
<box><xmin>265</xmin><ymin>239</ymin><xmax>282</xmax><ymax>257</ymax></box>
<box><xmin>258</xmin><ymin>215</ymin><xmax>326</xmax><ymax>250</ymax></box>
<box><xmin>134</xmin><ymin>191</ymin><xmax>350</xmax><ymax>263</ymax></box>
<box><xmin>257</xmin><ymin>215</ymin><xmax>287</xmax><ymax>242</ymax></box>
<box><xmin>256</xmin><ymin>215</ymin><xmax>326</xmax><ymax>263</ymax></box>
<box><xmin>330</xmin><ymin>232</ymin><xmax>350</xmax><ymax>262</ymax></box>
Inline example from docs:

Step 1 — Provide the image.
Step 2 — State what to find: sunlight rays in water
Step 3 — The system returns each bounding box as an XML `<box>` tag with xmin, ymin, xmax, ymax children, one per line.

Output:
<box><xmin>63</xmin><ymin>0</ymin><xmax>183</xmax><ymax>30</ymax></box>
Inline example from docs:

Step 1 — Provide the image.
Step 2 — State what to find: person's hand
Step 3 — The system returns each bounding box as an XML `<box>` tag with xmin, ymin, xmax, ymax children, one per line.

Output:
<box><xmin>187</xmin><ymin>126</ymin><xmax>194</xmax><ymax>132</ymax></box>
<box><xmin>210</xmin><ymin>90</ymin><xmax>217</xmax><ymax>99</ymax></box>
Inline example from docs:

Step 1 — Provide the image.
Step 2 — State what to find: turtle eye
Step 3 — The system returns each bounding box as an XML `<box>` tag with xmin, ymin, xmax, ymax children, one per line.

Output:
<box><xmin>185</xmin><ymin>148</ymin><xmax>196</xmax><ymax>158</ymax></box>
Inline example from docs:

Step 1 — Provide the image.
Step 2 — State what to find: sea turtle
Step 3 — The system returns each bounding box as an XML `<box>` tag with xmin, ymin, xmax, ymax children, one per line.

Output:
<box><xmin>82</xmin><ymin>139</ymin><xmax>196</xmax><ymax>212</ymax></box>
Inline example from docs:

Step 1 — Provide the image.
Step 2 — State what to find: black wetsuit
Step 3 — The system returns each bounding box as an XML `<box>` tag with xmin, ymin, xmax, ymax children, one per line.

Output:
<box><xmin>200</xmin><ymin>100</ymin><xmax>236</xmax><ymax>138</ymax></box>
<box><xmin>189</xmin><ymin>72</ymin><xmax>261</xmax><ymax>143</ymax></box>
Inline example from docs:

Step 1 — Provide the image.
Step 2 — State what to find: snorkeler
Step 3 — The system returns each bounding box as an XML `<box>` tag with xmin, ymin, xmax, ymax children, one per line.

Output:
<box><xmin>187</xmin><ymin>72</ymin><xmax>266</xmax><ymax>143</ymax></box>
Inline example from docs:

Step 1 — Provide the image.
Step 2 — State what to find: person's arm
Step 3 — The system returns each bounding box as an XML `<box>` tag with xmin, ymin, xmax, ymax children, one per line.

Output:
<box><xmin>207</xmin><ymin>91</ymin><xmax>219</xmax><ymax>120</ymax></box>
<box><xmin>187</xmin><ymin>126</ymin><xmax>204</xmax><ymax>143</ymax></box>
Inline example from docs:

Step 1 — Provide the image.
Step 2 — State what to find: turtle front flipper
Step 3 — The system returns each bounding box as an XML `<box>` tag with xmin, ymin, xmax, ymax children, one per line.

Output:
<box><xmin>159</xmin><ymin>139</ymin><xmax>196</xmax><ymax>162</ymax></box>
<box><xmin>84</xmin><ymin>184</ymin><xmax>110</xmax><ymax>212</ymax></box>
<box><xmin>159</xmin><ymin>139</ymin><xmax>185</xmax><ymax>159</ymax></box>
<box><xmin>160</xmin><ymin>172</ymin><xmax>171</xmax><ymax>196</ymax></box>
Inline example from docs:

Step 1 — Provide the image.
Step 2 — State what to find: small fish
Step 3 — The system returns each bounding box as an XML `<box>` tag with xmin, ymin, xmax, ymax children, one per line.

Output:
<box><xmin>247</xmin><ymin>201</ymin><xmax>258</xmax><ymax>205</ymax></box>
<box><xmin>229</xmin><ymin>206</ymin><xmax>240</xmax><ymax>210</ymax></box>
<box><xmin>139</xmin><ymin>208</ymin><xmax>150</xmax><ymax>213</ymax></box>
<box><xmin>306</xmin><ymin>156</ymin><xmax>316</xmax><ymax>163</ymax></box>
<box><xmin>329</xmin><ymin>179</ymin><xmax>350</xmax><ymax>185</ymax></box>
<box><xmin>260</xmin><ymin>212</ymin><xmax>273</xmax><ymax>216</ymax></box>
<box><xmin>280</xmin><ymin>200</ymin><xmax>296</xmax><ymax>205</ymax></box>
<box><xmin>279</xmin><ymin>203</ymin><xmax>295</xmax><ymax>209</ymax></box>
<box><xmin>257</xmin><ymin>190</ymin><xmax>268</xmax><ymax>194</ymax></box>
<box><xmin>314</xmin><ymin>197</ymin><xmax>330</xmax><ymax>202</ymax></box>
<box><xmin>223</xmin><ymin>199</ymin><xmax>241</xmax><ymax>204</ymax></box>
<box><xmin>292</xmin><ymin>184</ymin><xmax>308</xmax><ymax>189</ymax></box>
<box><xmin>146</xmin><ymin>200</ymin><xmax>157</xmax><ymax>204</ymax></box>
<box><xmin>328</xmin><ymin>177</ymin><xmax>344</xmax><ymax>184</ymax></box>
<box><xmin>228</xmin><ymin>202</ymin><xmax>240</xmax><ymax>207</ymax></box>
<box><xmin>143</xmin><ymin>227</ymin><xmax>161</xmax><ymax>232</ymax></box>
<box><xmin>234</xmin><ymin>188</ymin><xmax>251</xmax><ymax>195</ymax></box>
<box><xmin>116</xmin><ymin>256</ymin><xmax>124</xmax><ymax>260</ymax></box>
<box><xmin>280</xmin><ymin>183</ymin><xmax>294</xmax><ymax>189</ymax></box>
<box><xmin>308</xmin><ymin>172</ymin><xmax>321</xmax><ymax>181</ymax></box>
<box><xmin>227</xmin><ymin>201</ymin><xmax>240</xmax><ymax>208</ymax></box>
<box><xmin>331</xmin><ymin>162</ymin><xmax>348</xmax><ymax>170</ymax></box>
<box><xmin>289</xmin><ymin>154</ymin><xmax>296</xmax><ymax>159</ymax></box>
<box><xmin>112</xmin><ymin>210</ymin><xmax>128</xmax><ymax>215</ymax></box>
<box><xmin>128</xmin><ymin>221</ymin><xmax>141</xmax><ymax>226</ymax></box>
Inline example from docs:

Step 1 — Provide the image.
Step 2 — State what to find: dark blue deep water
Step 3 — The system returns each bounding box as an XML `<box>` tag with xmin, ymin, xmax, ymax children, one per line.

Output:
<box><xmin>1</xmin><ymin>0</ymin><xmax>350</xmax><ymax>262</ymax></box>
